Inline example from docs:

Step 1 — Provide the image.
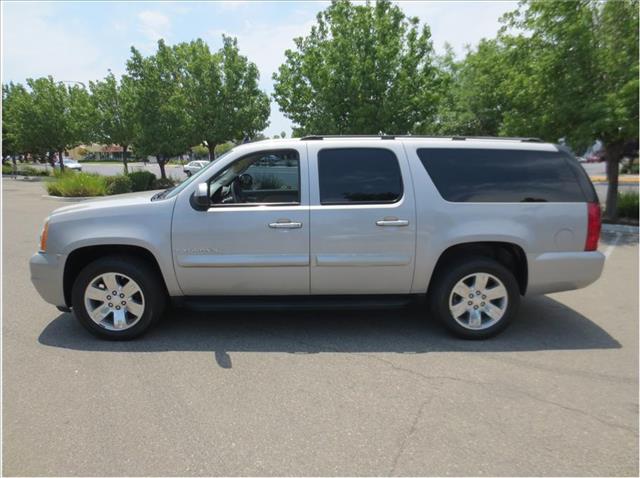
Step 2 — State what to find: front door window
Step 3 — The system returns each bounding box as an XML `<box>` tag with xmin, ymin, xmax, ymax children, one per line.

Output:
<box><xmin>210</xmin><ymin>150</ymin><xmax>300</xmax><ymax>205</ymax></box>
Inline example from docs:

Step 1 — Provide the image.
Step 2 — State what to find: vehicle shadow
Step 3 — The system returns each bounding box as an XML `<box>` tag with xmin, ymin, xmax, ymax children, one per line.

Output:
<box><xmin>38</xmin><ymin>295</ymin><xmax>620</xmax><ymax>368</ymax></box>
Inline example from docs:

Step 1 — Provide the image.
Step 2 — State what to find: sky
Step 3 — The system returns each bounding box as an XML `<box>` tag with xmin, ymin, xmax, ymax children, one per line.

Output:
<box><xmin>2</xmin><ymin>0</ymin><xmax>517</xmax><ymax>137</ymax></box>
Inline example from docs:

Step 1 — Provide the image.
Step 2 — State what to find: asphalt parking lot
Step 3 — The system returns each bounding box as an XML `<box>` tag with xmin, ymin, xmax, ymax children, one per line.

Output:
<box><xmin>2</xmin><ymin>180</ymin><xmax>639</xmax><ymax>476</ymax></box>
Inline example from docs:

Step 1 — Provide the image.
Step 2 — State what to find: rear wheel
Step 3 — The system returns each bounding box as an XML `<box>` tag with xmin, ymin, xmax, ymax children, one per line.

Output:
<box><xmin>429</xmin><ymin>257</ymin><xmax>520</xmax><ymax>339</ymax></box>
<box><xmin>71</xmin><ymin>255</ymin><xmax>166</xmax><ymax>340</ymax></box>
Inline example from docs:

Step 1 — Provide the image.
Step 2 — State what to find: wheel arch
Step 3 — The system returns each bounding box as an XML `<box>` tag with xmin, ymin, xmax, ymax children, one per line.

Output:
<box><xmin>63</xmin><ymin>245</ymin><xmax>168</xmax><ymax>307</ymax></box>
<box><xmin>428</xmin><ymin>241</ymin><xmax>528</xmax><ymax>296</ymax></box>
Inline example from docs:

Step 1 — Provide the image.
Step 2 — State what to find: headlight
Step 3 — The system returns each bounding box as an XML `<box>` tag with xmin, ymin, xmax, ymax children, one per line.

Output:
<box><xmin>39</xmin><ymin>219</ymin><xmax>49</xmax><ymax>253</ymax></box>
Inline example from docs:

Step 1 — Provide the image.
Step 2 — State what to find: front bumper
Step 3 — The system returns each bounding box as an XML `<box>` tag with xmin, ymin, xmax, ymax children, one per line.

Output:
<box><xmin>526</xmin><ymin>251</ymin><xmax>605</xmax><ymax>295</ymax></box>
<box><xmin>29</xmin><ymin>252</ymin><xmax>67</xmax><ymax>307</ymax></box>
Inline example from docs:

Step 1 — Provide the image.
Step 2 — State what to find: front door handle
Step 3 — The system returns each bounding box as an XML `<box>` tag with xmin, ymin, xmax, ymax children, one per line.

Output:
<box><xmin>269</xmin><ymin>220</ymin><xmax>303</xmax><ymax>229</ymax></box>
<box><xmin>376</xmin><ymin>218</ymin><xmax>409</xmax><ymax>227</ymax></box>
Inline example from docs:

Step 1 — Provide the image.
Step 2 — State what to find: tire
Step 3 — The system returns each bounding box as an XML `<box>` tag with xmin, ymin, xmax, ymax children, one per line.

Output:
<box><xmin>428</xmin><ymin>256</ymin><xmax>520</xmax><ymax>339</ymax></box>
<box><xmin>71</xmin><ymin>255</ymin><xmax>166</xmax><ymax>340</ymax></box>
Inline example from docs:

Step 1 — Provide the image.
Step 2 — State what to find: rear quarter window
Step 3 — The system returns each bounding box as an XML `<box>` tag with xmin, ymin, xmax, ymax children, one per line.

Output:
<box><xmin>417</xmin><ymin>148</ymin><xmax>589</xmax><ymax>202</ymax></box>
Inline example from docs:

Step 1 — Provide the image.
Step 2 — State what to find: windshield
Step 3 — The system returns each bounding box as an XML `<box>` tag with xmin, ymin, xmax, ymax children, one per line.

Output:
<box><xmin>162</xmin><ymin>148</ymin><xmax>235</xmax><ymax>200</ymax></box>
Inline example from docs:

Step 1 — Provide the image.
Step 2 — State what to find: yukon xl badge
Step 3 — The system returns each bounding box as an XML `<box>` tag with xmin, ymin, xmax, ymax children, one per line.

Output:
<box><xmin>177</xmin><ymin>247</ymin><xmax>219</xmax><ymax>255</ymax></box>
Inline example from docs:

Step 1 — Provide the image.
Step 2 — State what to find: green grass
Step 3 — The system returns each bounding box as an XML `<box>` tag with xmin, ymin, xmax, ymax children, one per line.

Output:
<box><xmin>46</xmin><ymin>172</ymin><xmax>107</xmax><ymax>197</ymax></box>
<box><xmin>2</xmin><ymin>163</ymin><xmax>50</xmax><ymax>176</ymax></box>
<box><xmin>617</xmin><ymin>191</ymin><xmax>639</xmax><ymax>219</ymax></box>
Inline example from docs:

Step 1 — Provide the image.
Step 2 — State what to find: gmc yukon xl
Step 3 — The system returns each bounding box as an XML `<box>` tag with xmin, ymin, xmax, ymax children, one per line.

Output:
<box><xmin>30</xmin><ymin>136</ymin><xmax>605</xmax><ymax>339</ymax></box>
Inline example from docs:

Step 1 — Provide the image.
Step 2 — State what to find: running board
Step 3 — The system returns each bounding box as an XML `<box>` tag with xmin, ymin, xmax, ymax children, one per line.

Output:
<box><xmin>175</xmin><ymin>295</ymin><xmax>418</xmax><ymax>312</ymax></box>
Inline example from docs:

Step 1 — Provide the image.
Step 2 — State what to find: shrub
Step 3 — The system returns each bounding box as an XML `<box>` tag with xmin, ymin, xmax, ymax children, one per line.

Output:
<box><xmin>19</xmin><ymin>166</ymin><xmax>49</xmax><ymax>176</ymax></box>
<box><xmin>152</xmin><ymin>177</ymin><xmax>177</xmax><ymax>189</ymax></box>
<box><xmin>258</xmin><ymin>174</ymin><xmax>285</xmax><ymax>189</ymax></box>
<box><xmin>46</xmin><ymin>181</ymin><xmax>63</xmax><ymax>196</ymax></box>
<box><xmin>105</xmin><ymin>175</ymin><xmax>133</xmax><ymax>195</ymax></box>
<box><xmin>2</xmin><ymin>164</ymin><xmax>49</xmax><ymax>176</ymax></box>
<box><xmin>127</xmin><ymin>171</ymin><xmax>156</xmax><ymax>191</ymax></box>
<box><xmin>617</xmin><ymin>191</ymin><xmax>639</xmax><ymax>219</ymax></box>
<box><xmin>46</xmin><ymin>172</ymin><xmax>107</xmax><ymax>197</ymax></box>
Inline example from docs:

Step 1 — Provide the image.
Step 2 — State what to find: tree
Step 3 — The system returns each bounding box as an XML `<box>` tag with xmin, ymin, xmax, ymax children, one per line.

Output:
<box><xmin>181</xmin><ymin>37</ymin><xmax>270</xmax><ymax>160</ymax></box>
<box><xmin>2</xmin><ymin>82</ymin><xmax>30</xmax><ymax>159</ymax></box>
<box><xmin>126</xmin><ymin>40</ymin><xmax>194</xmax><ymax>179</ymax></box>
<box><xmin>432</xmin><ymin>41</ymin><xmax>513</xmax><ymax>136</ymax></box>
<box><xmin>89</xmin><ymin>72</ymin><xmax>137</xmax><ymax>173</ymax></box>
<box><xmin>497</xmin><ymin>0</ymin><xmax>639</xmax><ymax>219</ymax></box>
<box><xmin>8</xmin><ymin>77</ymin><xmax>92</xmax><ymax>170</ymax></box>
<box><xmin>592</xmin><ymin>0</ymin><xmax>639</xmax><ymax>219</ymax></box>
<box><xmin>273</xmin><ymin>0</ymin><xmax>440</xmax><ymax>135</ymax></box>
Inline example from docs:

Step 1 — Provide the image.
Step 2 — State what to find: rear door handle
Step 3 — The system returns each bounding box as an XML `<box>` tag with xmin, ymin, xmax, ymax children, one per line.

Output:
<box><xmin>269</xmin><ymin>220</ymin><xmax>303</xmax><ymax>229</ymax></box>
<box><xmin>376</xmin><ymin>218</ymin><xmax>409</xmax><ymax>227</ymax></box>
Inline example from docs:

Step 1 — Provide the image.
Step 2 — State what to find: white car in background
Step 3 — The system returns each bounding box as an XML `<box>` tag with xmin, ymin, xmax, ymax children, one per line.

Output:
<box><xmin>183</xmin><ymin>160</ymin><xmax>209</xmax><ymax>176</ymax></box>
<box><xmin>54</xmin><ymin>158</ymin><xmax>82</xmax><ymax>172</ymax></box>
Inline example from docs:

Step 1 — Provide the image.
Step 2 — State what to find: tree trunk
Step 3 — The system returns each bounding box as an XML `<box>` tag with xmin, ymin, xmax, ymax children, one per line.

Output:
<box><xmin>604</xmin><ymin>141</ymin><xmax>624</xmax><ymax>221</ymax></box>
<box><xmin>58</xmin><ymin>150</ymin><xmax>65</xmax><ymax>172</ymax></box>
<box><xmin>207</xmin><ymin>143</ymin><xmax>216</xmax><ymax>162</ymax></box>
<box><xmin>122</xmin><ymin>145</ymin><xmax>129</xmax><ymax>174</ymax></box>
<box><xmin>157</xmin><ymin>155</ymin><xmax>167</xmax><ymax>180</ymax></box>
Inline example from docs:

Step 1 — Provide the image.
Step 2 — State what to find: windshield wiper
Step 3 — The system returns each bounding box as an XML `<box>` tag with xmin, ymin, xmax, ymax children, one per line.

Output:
<box><xmin>151</xmin><ymin>187</ymin><xmax>175</xmax><ymax>201</ymax></box>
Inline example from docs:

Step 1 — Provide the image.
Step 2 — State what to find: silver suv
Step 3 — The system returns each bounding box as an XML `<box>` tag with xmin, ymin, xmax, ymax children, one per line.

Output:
<box><xmin>30</xmin><ymin>136</ymin><xmax>605</xmax><ymax>340</ymax></box>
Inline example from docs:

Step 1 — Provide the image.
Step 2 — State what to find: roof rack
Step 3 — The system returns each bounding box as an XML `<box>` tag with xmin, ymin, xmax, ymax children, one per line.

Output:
<box><xmin>299</xmin><ymin>135</ymin><xmax>543</xmax><ymax>143</ymax></box>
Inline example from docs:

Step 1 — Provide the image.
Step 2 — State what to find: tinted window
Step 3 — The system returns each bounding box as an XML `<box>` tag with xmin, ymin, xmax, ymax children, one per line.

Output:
<box><xmin>417</xmin><ymin>148</ymin><xmax>587</xmax><ymax>202</ymax></box>
<box><xmin>318</xmin><ymin>148</ymin><xmax>403</xmax><ymax>204</ymax></box>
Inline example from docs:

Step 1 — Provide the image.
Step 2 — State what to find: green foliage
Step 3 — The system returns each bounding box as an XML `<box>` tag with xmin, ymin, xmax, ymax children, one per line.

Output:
<box><xmin>273</xmin><ymin>0</ymin><xmax>440</xmax><ymax>135</ymax></box>
<box><xmin>621</xmin><ymin>161</ymin><xmax>639</xmax><ymax>175</ymax></box>
<box><xmin>617</xmin><ymin>191</ymin><xmax>639</xmax><ymax>219</ymax></box>
<box><xmin>127</xmin><ymin>170</ymin><xmax>156</xmax><ymax>191</ymax></box>
<box><xmin>431</xmin><ymin>41</ymin><xmax>510</xmax><ymax>136</ymax></box>
<box><xmin>2</xmin><ymin>77</ymin><xmax>92</xmax><ymax>167</ymax></box>
<box><xmin>46</xmin><ymin>172</ymin><xmax>107</xmax><ymax>197</ymax></box>
<box><xmin>104</xmin><ymin>175</ymin><xmax>133</xmax><ymax>195</ymax></box>
<box><xmin>1</xmin><ymin>163</ymin><xmax>49</xmax><ymax>176</ymax></box>
<box><xmin>2</xmin><ymin>83</ymin><xmax>30</xmax><ymax>156</ymax></box>
<box><xmin>126</xmin><ymin>41</ymin><xmax>195</xmax><ymax>178</ymax></box>
<box><xmin>215</xmin><ymin>142</ymin><xmax>234</xmax><ymax>157</ymax></box>
<box><xmin>89</xmin><ymin>73</ymin><xmax>136</xmax><ymax>172</ymax></box>
<box><xmin>179</xmin><ymin>37</ymin><xmax>270</xmax><ymax>159</ymax></box>
<box><xmin>257</xmin><ymin>174</ymin><xmax>285</xmax><ymax>190</ymax></box>
<box><xmin>19</xmin><ymin>166</ymin><xmax>49</xmax><ymax>176</ymax></box>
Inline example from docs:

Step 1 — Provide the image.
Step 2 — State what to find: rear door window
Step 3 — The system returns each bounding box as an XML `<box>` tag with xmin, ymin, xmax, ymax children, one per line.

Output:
<box><xmin>417</xmin><ymin>148</ymin><xmax>587</xmax><ymax>202</ymax></box>
<box><xmin>318</xmin><ymin>148</ymin><xmax>403</xmax><ymax>204</ymax></box>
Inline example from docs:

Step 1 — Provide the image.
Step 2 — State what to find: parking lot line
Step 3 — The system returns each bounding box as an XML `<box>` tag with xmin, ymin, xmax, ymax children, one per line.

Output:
<box><xmin>603</xmin><ymin>233</ymin><xmax>622</xmax><ymax>259</ymax></box>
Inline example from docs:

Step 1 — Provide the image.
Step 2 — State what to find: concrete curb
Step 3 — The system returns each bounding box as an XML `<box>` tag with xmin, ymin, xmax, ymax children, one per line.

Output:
<box><xmin>602</xmin><ymin>223</ymin><xmax>639</xmax><ymax>234</ymax></box>
<box><xmin>41</xmin><ymin>195</ymin><xmax>96</xmax><ymax>202</ymax></box>
<box><xmin>589</xmin><ymin>175</ymin><xmax>639</xmax><ymax>184</ymax></box>
<box><xmin>2</xmin><ymin>175</ymin><xmax>51</xmax><ymax>182</ymax></box>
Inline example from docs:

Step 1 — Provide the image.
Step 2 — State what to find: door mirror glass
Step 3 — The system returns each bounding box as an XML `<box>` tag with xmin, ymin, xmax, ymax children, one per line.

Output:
<box><xmin>190</xmin><ymin>182</ymin><xmax>210</xmax><ymax>210</ymax></box>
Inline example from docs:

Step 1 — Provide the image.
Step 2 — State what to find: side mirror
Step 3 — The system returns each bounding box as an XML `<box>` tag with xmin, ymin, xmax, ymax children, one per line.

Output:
<box><xmin>190</xmin><ymin>182</ymin><xmax>210</xmax><ymax>210</ymax></box>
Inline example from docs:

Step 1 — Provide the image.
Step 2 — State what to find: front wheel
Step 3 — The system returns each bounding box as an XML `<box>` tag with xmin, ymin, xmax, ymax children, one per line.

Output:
<box><xmin>428</xmin><ymin>257</ymin><xmax>520</xmax><ymax>339</ymax></box>
<box><xmin>71</xmin><ymin>255</ymin><xmax>166</xmax><ymax>340</ymax></box>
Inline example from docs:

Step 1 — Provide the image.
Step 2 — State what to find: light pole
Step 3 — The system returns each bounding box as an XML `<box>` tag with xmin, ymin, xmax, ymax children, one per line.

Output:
<box><xmin>60</xmin><ymin>80</ymin><xmax>86</xmax><ymax>88</ymax></box>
